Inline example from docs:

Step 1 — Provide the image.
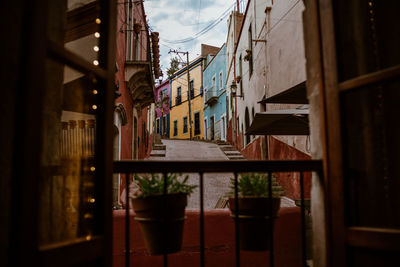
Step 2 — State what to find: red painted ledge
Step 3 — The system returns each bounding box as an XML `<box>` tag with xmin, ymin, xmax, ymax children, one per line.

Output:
<box><xmin>113</xmin><ymin>207</ymin><xmax>302</xmax><ymax>267</ymax></box>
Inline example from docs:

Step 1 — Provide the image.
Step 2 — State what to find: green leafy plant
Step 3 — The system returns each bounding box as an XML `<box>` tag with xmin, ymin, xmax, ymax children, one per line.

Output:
<box><xmin>231</xmin><ymin>172</ymin><xmax>280</xmax><ymax>197</ymax></box>
<box><xmin>133</xmin><ymin>173</ymin><xmax>197</xmax><ymax>198</ymax></box>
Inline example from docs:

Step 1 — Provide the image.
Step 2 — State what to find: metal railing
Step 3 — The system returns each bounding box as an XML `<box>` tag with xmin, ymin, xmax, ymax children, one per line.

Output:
<box><xmin>113</xmin><ymin>159</ymin><xmax>323</xmax><ymax>267</ymax></box>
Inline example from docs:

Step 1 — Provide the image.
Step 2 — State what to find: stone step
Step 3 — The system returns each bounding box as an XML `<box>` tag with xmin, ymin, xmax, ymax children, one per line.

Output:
<box><xmin>152</xmin><ymin>144</ymin><xmax>166</xmax><ymax>150</ymax></box>
<box><xmin>219</xmin><ymin>145</ymin><xmax>236</xmax><ymax>151</ymax></box>
<box><xmin>224</xmin><ymin>151</ymin><xmax>243</xmax><ymax>156</ymax></box>
<box><xmin>150</xmin><ymin>150</ymin><xmax>166</xmax><ymax>157</ymax></box>
<box><xmin>228</xmin><ymin>155</ymin><xmax>246</xmax><ymax>160</ymax></box>
<box><xmin>215</xmin><ymin>140</ymin><xmax>230</xmax><ymax>145</ymax></box>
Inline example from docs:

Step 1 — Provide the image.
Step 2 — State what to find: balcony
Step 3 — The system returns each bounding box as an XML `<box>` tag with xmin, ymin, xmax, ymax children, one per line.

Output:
<box><xmin>205</xmin><ymin>89</ymin><xmax>218</xmax><ymax>105</ymax></box>
<box><xmin>125</xmin><ymin>61</ymin><xmax>155</xmax><ymax>108</ymax></box>
<box><xmin>113</xmin><ymin>160</ymin><xmax>322</xmax><ymax>267</ymax></box>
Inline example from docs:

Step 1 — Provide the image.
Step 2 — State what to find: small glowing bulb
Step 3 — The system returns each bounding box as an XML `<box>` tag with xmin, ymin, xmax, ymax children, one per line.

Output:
<box><xmin>93</xmin><ymin>60</ymin><xmax>99</xmax><ymax>66</ymax></box>
<box><xmin>86</xmin><ymin>235</ymin><xmax>92</xmax><ymax>241</ymax></box>
<box><xmin>90</xmin><ymin>166</ymin><xmax>96</xmax><ymax>172</ymax></box>
<box><xmin>94</xmin><ymin>32</ymin><xmax>100</xmax><ymax>38</ymax></box>
<box><xmin>92</xmin><ymin>89</ymin><xmax>98</xmax><ymax>95</ymax></box>
<box><xmin>92</xmin><ymin>105</ymin><xmax>97</xmax><ymax>110</ymax></box>
<box><xmin>93</xmin><ymin>46</ymin><xmax>99</xmax><ymax>52</ymax></box>
<box><xmin>89</xmin><ymin>198</ymin><xmax>95</xmax><ymax>203</ymax></box>
<box><xmin>95</xmin><ymin>18</ymin><xmax>101</xmax><ymax>24</ymax></box>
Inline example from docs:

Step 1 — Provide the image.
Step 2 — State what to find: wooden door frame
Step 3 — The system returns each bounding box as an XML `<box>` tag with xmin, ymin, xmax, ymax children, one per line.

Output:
<box><xmin>9</xmin><ymin>0</ymin><xmax>116</xmax><ymax>265</ymax></box>
<box><xmin>303</xmin><ymin>0</ymin><xmax>346</xmax><ymax>266</ymax></box>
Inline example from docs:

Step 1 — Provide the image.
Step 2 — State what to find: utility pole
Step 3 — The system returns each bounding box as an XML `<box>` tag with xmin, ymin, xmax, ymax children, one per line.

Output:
<box><xmin>169</xmin><ymin>49</ymin><xmax>193</xmax><ymax>140</ymax></box>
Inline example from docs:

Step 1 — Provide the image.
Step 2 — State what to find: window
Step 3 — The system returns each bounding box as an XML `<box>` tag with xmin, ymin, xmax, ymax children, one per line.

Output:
<box><xmin>212</xmin><ymin>76</ymin><xmax>216</xmax><ymax>91</ymax></box>
<box><xmin>183</xmin><ymin>116</ymin><xmax>188</xmax><ymax>134</ymax></box>
<box><xmin>126</xmin><ymin>0</ymin><xmax>134</xmax><ymax>61</ymax></box>
<box><xmin>248</xmin><ymin>24</ymin><xmax>253</xmax><ymax>76</ymax></box>
<box><xmin>219</xmin><ymin>72</ymin><xmax>223</xmax><ymax>90</ymax></box>
<box><xmin>194</xmin><ymin>112</ymin><xmax>200</xmax><ymax>135</ymax></box>
<box><xmin>173</xmin><ymin>120</ymin><xmax>178</xmax><ymax>136</ymax></box>
<box><xmin>176</xmin><ymin>86</ymin><xmax>182</xmax><ymax>105</ymax></box>
<box><xmin>189</xmin><ymin>80</ymin><xmax>194</xmax><ymax>99</ymax></box>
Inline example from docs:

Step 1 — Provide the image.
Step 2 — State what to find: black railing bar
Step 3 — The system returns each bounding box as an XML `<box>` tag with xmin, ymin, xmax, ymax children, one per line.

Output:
<box><xmin>125</xmin><ymin>172</ymin><xmax>130</xmax><ymax>267</ymax></box>
<box><xmin>234</xmin><ymin>172</ymin><xmax>240</xmax><ymax>267</ymax></box>
<box><xmin>199</xmin><ymin>172</ymin><xmax>205</xmax><ymax>267</ymax></box>
<box><xmin>163</xmin><ymin>172</ymin><xmax>168</xmax><ymax>267</ymax></box>
<box><xmin>114</xmin><ymin>160</ymin><xmax>323</xmax><ymax>173</ymax></box>
<box><xmin>268</xmin><ymin>171</ymin><xmax>274</xmax><ymax>267</ymax></box>
<box><xmin>300</xmin><ymin>172</ymin><xmax>307</xmax><ymax>267</ymax></box>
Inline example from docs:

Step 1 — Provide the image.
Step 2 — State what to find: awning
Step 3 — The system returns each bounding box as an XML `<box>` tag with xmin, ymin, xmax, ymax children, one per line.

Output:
<box><xmin>246</xmin><ymin>109</ymin><xmax>309</xmax><ymax>135</ymax></box>
<box><xmin>258</xmin><ymin>81</ymin><xmax>307</xmax><ymax>104</ymax></box>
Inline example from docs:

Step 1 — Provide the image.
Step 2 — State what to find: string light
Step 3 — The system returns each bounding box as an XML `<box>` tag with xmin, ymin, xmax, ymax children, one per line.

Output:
<box><xmin>93</xmin><ymin>45</ymin><xmax>99</xmax><ymax>52</ymax></box>
<box><xmin>93</xmin><ymin>60</ymin><xmax>99</xmax><ymax>66</ymax></box>
<box><xmin>92</xmin><ymin>105</ymin><xmax>98</xmax><ymax>110</ymax></box>
<box><xmin>90</xmin><ymin>166</ymin><xmax>96</xmax><ymax>171</ymax></box>
<box><xmin>95</xmin><ymin>18</ymin><xmax>101</xmax><ymax>24</ymax></box>
<box><xmin>94</xmin><ymin>32</ymin><xmax>100</xmax><ymax>38</ymax></box>
<box><xmin>92</xmin><ymin>89</ymin><xmax>98</xmax><ymax>95</ymax></box>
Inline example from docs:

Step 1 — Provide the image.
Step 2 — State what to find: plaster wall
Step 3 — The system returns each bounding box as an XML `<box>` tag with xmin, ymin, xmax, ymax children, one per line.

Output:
<box><xmin>204</xmin><ymin>45</ymin><xmax>227</xmax><ymax>141</ymax></box>
<box><xmin>169</xmin><ymin>60</ymin><xmax>204</xmax><ymax>139</ymax></box>
<box><xmin>234</xmin><ymin>0</ymin><xmax>309</xmax><ymax>157</ymax></box>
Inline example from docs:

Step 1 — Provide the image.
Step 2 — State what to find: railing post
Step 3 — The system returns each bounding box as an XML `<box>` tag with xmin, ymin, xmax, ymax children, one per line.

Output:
<box><xmin>125</xmin><ymin>172</ymin><xmax>130</xmax><ymax>267</ymax></box>
<box><xmin>234</xmin><ymin>172</ymin><xmax>240</xmax><ymax>267</ymax></box>
<box><xmin>199</xmin><ymin>172</ymin><xmax>205</xmax><ymax>267</ymax></box>
<box><xmin>163</xmin><ymin>172</ymin><xmax>168</xmax><ymax>267</ymax></box>
<box><xmin>268</xmin><ymin>171</ymin><xmax>274</xmax><ymax>267</ymax></box>
<box><xmin>300</xmin><ymin>172</ymin><xmax>307</xmax><ymax>267</ymax></box>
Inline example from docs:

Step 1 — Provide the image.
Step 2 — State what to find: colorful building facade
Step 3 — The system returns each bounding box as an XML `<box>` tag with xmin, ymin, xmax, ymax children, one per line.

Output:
<box><xmin>169</xmin><ymin>57</ymin><xmax>205</xmax><ymax>139</ymax></box>
<box><xmin>203</xmin><ymin>44</ymin><xmax>228</xmax><ymax>141</ymax></box>
<box><xmin>155</xmin><ymin>79</ymin><xmax>170</xmax><ymax>138</ymax></box>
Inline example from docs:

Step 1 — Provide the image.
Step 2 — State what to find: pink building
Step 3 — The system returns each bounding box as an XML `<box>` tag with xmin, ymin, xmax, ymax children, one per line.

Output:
<box><xmin>154</xmin><ymin>79</ymin><xmax>170</xmax><ymax>138</ymax></box>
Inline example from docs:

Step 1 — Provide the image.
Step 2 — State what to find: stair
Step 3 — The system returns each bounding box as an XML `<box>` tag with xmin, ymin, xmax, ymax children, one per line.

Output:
<box><xmin>216</xmin><ymin>142</ymin><xmax>246</xmax><ymax>160</ymax></box>
<box><xmin>149</xmin><ymin>143</ymin><xmax>166</xmax><ymax>158</ymax></box>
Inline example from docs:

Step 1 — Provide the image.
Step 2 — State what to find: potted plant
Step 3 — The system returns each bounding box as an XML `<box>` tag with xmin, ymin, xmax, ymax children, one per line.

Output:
<box><xmin>131</xmin><ymin>173</ymin><xmax>196</xmax><ymax>255</ymax></box>
<box><xmin>228</xmin><ymin>172</ymin><xmax>282</xmax><ymax>251</ymax></box>
<box><xmin>243</xmin><ymin>49</ymin><xmax>252</xmax><ymax>61</ymax></box>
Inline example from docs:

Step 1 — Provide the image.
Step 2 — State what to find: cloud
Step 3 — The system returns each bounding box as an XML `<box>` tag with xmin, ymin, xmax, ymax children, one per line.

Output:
<box><xmin>144</xmin><ymin>0</ymin><xmax>234</xmax><ymax>79</ymax></box>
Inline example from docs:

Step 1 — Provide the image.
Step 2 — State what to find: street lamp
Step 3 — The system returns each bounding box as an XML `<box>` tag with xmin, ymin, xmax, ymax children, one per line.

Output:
<box><xmin>230</xmin><ymin>80</ymin><xmax>237</xmax><ymax>96</ymax></box>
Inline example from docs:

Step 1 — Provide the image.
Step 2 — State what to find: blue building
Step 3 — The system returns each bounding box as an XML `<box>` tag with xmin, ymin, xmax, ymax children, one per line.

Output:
<box><xmin>203</xmin><ymin>44</ymin><xmax>227</xmax><ymax>141</ymax></box>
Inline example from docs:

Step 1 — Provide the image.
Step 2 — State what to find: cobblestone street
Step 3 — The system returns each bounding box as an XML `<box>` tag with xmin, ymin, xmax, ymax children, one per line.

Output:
<box><xmin>150</xmin><ymin>139</ymin><xmax>233</xmax><ymax>209</ymax></box>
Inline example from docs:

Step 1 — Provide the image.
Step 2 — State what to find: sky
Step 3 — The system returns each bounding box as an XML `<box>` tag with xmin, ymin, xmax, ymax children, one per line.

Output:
<box><xmin>143</xmin><ymin>0</ymin><xmax>243</xmax><ymax>80</ymax></box>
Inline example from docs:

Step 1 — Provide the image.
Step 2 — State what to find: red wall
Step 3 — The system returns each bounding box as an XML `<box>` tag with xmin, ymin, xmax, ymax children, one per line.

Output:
<box><xmin>113</xmin><ymin>208</ymin><xmax>303</xmax><ymax>267</ymax></box>
<box><xmin>241</xmin><ymin>137</ymin><xmax>262</xmax><ymax>160</ymax></box>
<box><xmin>115</xmin><ymin>2</ymin><xmax>133</xmax><ymax>160</ymax></box>
<box><xmin>269</xmin><ymin>137</ymin><xmax>312</xmax><ymax>199</ymax></box>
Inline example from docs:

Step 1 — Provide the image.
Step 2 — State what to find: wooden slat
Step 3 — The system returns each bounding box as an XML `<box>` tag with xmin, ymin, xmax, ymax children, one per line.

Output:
<box><xmin>47</xmin><ymin>39</ymin><xmax>107</xmax><ymax>80</ymax></box>
<box><xmin>113</xmin><ymin>160</ymin><xmax>323</xmax><ymax>173</ymax></box>
<box><xmin>347</xmin><ymin>227</ymin><xmax>400</xmax><ymax>251</ymax></box>
<box><xmin>65</xmin><ymin>1</ymin><xmax>100</xmax><ymax>43</ymax></box>
<box><xmin>318</xmin><ymin>0</ymin><xmax>347</xmax><ymax>265</ymax></box>
<box><xmin>339</xmin><ymin>64</ymin><xmax>400</xmax><ymax>92</ymax></box>
<box><xmin>39</xmin><ymin>236</ymin><xmax>104</xmax><ymax>266</ymax></box>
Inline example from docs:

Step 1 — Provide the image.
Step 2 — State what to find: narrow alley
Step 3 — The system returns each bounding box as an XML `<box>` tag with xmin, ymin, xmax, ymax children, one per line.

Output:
<box><xmin>149</xmin><ymin>139</ymin><xmax>235</xmax><ymax>209</ymax></box>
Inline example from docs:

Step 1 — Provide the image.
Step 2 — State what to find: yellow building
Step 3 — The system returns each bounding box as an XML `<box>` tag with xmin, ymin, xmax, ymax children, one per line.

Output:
<box><xmin>169</xmin><ymin>57</ymin><xmax>206</xmax><ymax>139</ymax></box>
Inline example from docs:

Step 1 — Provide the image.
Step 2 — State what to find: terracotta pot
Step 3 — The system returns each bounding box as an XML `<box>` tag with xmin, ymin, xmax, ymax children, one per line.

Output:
<box><xmin>228</xmin><ymin>197</ymin><xmax>281</xmax><ymax>251</ymax></box>
<box><xmin>131</xmin><ymin>193</ymin><xmax>187</xmax><ymax>255</ymax></box>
